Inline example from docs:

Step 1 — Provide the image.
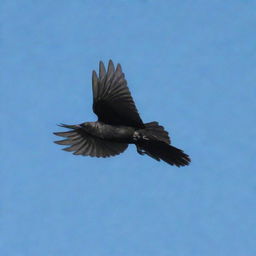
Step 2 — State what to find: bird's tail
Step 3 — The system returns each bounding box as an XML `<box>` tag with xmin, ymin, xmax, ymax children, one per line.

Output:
<box><xmin>136</xmin><ymin>122</ymin><xmax>190</xmax><ymax>167</ymax></box>
<box><xmin>143</xmin><ymin>121</ymin><xmax>171</xmax><ymax>144</ymax></box>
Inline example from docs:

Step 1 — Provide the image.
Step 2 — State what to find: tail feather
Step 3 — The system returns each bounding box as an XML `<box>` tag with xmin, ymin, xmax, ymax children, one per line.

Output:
<box><xmin>144</xmin><ymin>121</ymin><xmax>170</xmax><ymax>144</ymax></box>
<box><xmin>136</xmin><ymin>140</ymin><xmax>190</xmax><ymax>167</ymax></box>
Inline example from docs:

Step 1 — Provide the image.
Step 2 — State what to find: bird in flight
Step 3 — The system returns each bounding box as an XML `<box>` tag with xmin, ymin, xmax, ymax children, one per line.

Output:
<box><xmin>54</xmin><ymin>60</ymin><xmax>190</xmax><ymax>167</ymax></box>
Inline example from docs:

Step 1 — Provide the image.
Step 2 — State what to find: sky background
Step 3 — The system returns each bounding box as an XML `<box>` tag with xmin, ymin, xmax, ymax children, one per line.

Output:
<box><xmin>1</xmin><ymin>1</ymin><xmax>256</xmax><ymax>255</ymax></box>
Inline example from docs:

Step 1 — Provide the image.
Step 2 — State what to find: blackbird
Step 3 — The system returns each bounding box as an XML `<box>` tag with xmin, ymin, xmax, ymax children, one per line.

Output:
<box><xmin>54</xmin><ymin>60</ymin><xmax>190</xmax><ymax>167</ymax></box>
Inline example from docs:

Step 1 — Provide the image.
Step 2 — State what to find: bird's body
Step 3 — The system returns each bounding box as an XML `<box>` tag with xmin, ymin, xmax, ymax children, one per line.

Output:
<box><xmin>54</xmin><ymin>60</ymin><xmax>191</xmax><ymax>167</ymax></box>
<box><xmin>80</xmin><ymin>122</ymin><xmax>135</xmax><ymax>143</ymax></box>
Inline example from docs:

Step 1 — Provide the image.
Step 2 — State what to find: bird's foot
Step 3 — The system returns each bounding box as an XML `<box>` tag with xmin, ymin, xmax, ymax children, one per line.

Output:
<box><xmin>136</xmin><ymin>146</ymin><xmax>146</xmax><ymax>155</ymax></box>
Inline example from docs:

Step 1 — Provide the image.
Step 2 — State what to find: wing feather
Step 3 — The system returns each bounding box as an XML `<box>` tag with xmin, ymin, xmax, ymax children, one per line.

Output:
<box><xmin>92</xmin><ymin>60</ymin><xmax>144</xmax><ymax>128</ymax></box>
<box><xmin>99</xmin><ymin>61</ymin><xmax>106</xmax><ymax>79</ymax></box>
<box><xmin>54</xmin><ymin>125</ymin><xmax>128</xmax><ymax>158</ymax></box>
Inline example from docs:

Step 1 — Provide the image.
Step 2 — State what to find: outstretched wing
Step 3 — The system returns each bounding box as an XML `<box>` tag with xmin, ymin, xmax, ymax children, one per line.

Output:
<box><xmin>54</xmin><ymin>124</ymin><xmax>128</xmax><ymax>157</ymax></box>
<box><xmin>92</xmin><ymin>60</ymin><xmax>144</xmax><ymax>128</ymax></box>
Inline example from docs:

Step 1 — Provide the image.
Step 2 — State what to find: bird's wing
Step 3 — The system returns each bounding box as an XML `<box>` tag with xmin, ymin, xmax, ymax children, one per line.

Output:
<box><xmin>92</xmin><ymin>60</ymin><xmax>144</xmax><ymax>128</ymax></box>
<box><xmin>54</xmin><ymin>124</ymin><xmax>128</xmax><ymax>157</ymax></box>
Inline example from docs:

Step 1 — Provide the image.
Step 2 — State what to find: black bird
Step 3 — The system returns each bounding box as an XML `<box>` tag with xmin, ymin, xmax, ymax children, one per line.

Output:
<box><xmin>54</xmin><ymin>60</ymin><xmax>190</xmax><ymax>167</ymax></box>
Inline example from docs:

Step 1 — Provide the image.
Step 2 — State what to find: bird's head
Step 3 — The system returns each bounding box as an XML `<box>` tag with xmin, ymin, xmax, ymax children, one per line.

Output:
<box><xmin>80</xmin><ymin>122</ymin><xmax>96</xmax><ymax>132</ymax></box>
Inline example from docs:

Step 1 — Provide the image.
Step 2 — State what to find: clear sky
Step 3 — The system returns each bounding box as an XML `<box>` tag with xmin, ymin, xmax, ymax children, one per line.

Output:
<box><xmin>1</xmin><ymin>1</ymin><xmax>256</xmax><ymax>255</ymax></box>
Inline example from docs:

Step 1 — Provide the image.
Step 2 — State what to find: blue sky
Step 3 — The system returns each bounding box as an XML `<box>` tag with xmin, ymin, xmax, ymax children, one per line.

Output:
<box><xmin>1</xmin><ymin>1</ymin><xmax>256</xmax><ymax>255</ymax></box>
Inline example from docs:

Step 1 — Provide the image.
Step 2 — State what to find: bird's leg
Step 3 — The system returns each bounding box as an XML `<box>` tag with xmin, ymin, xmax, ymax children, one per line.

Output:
<box><xmin>133</xmin><ymin>131</ymin><xmax>149</xmax><ymax>141</ymax></box>
<box><xmin>133</xmin><ymin>131</ymin><xmax>141</xmax><ymax>141</ymax></box>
